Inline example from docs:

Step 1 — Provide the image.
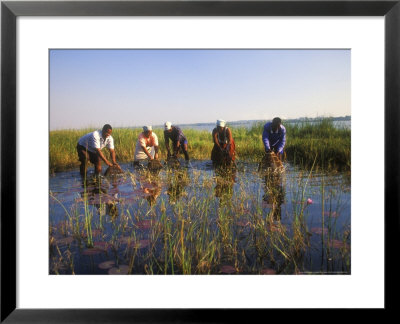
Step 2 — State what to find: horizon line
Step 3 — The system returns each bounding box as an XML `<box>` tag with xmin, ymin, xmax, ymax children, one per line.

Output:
<box><xmin>49</xmin><ymin>115</ymin><xmax>351</xmax><ymax>131</ymax></box>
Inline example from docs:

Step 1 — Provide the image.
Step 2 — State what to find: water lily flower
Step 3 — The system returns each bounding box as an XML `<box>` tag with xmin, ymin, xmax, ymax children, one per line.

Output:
<box><xmin>306</xmin><ymin>198</ymin><xmax>313</xmax><ymax>205</ymax></box>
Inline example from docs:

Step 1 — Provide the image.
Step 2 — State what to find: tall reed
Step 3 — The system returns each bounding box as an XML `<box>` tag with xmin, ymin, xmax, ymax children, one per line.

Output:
<box><xmin>50</xmin><ymin>118</ymin><xmax>350</xmax><ymax>173</ymax></box>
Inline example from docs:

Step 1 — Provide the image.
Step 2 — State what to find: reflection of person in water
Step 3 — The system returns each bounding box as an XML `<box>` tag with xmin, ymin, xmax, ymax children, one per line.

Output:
<box><xmin>166</xmin><ymin>168</ymin><xmax>189</xmax><ymax>204</ymax></box>
<box><xmin>142</xmin><ymin>181</ymin><xmax>161</xmax><ymax>206</ymax></box>
<box><xmin>214</xmin><ymin>167</ymin><xmax>236</xmax><ymax>206</ymax></box>
<box><xmin>80</xmin><ymin>175</ymin><xmax>120</xmax><ymax>217</ymax></box>
<box><xmin>136</xmin><ymin>168</ymin><xmax>162</xmax><ymax>207</ymax></box>
<box><xmin>262</xmin><ymin>172</ymin><xmax>285</xmax><ymax>221</ymax></box>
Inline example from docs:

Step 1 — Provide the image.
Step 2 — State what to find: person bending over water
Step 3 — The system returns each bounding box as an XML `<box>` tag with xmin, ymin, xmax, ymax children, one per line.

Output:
<box><xmin>262</xmin><ymin>117</ymin><xmax>286</xmax><ymax>161</ymax></box>
<box><xmin>211</xmin><ymin>119</ymin><xmax>236</xmax><ymax>167</ymax></box>
<box><xmin>76</xmin><ymin>124</ymin><xmax>122</xmax><ymax>177</ymax></box>
<box><xmin>164</xmin><ymin>121</ymin><xmax>190</xmax><ymax>161</ymax></box>
<box><xmin>133</xmin><ymin>126</ymin><xmax>160</xmax><ymax>168</ymax></box>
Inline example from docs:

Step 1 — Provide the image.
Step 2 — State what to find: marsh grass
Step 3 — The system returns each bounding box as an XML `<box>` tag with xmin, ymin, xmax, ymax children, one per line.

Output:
<box><xmin>49</xmin><ymin>118</ymin><xmax>350</xmax><ymax>173</ymax></box>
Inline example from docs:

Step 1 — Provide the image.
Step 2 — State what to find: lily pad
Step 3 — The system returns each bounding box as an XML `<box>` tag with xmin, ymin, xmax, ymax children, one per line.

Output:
<box><xmin>311</xmin><ymin>227</ymin><xmax>328</xmax><ymax>235</ymax></box>
<box><xmin>88</xmin><ymin>194</ymin><xmax>117</xmax><ymax>205</ymax></box>
<box><xmin>108</xmin><ymin>265</ymin><xmax>130</xmax><ymax>275</ymax></box>
<box><xmin>82</xmin><ymin>248</ymin><xmax>104</xmax><ymax>256</ymax></box>
<box><xmin>91</xmin><ymin>229</ymin><xmax>103</xmax><ymax>237</ymax></box>
<box><xmin>236</xmin><ymin>221</ymin><xmax>251</xmax><ymax>227</ymax></box>
<box><xmin>268</xmin><ymin>223</ymin><xmax>286</xmax><ymax>233</ymax></box>
<box><xmin>260</xmin><ymin>268</ymin><xmax>276</xmax><ymax>275</ymax></box>
<box><xmin>93</xmin><ymin>241</ymin><xmax>109</xmax><ymax>251</ymax></box>
<box><xmin>136</xmin><ymin>220</ymin><xmax>153</xmax><ymax>230</ymax></box>
<box><xmin>98</xmin><ymin>260</ymin><xmax>115</xmax><ymax>270</ymax></box>
<box><xmin>130</xmin><ymin>239</ymin><xmax>150</xmax><ymax>249</ymax></box>
<box><xmin>262</xmin><ymin>202</ymin><xmax>273</xmax><ymax>208</ymax></box>
<box><xmin>220</xmin><ymin>265</ymin><xmax>236</xmax><ymax>274</ymax></box>
<box><xmin>56</xmin><ymin>237</ymin><xmax>74</xmax><ymax>245</ymax></box>
<box><xmin>330</xmin><ymin>240</ymin><xmax>350</xmax><ymax>250</ymax></box>
<box><xmin>119</xmin><ymin>236</ymin><xmax>133</xmax><ymax>244</ymax></box>
<box><xmin>323</xmin><ymin>211</ymin><xmax>339</xmax><ymax>217</ymax></box>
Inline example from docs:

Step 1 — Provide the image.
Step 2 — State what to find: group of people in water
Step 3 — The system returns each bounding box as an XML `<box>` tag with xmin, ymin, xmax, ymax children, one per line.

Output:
<box><xmin>76</xmin><ymin>117</ymin><xmax>286</xmax><ymax>177</ymax></box>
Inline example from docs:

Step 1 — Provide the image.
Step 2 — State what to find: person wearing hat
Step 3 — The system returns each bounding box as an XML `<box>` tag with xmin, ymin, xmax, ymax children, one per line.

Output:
<box><xmin>262</xmin><ymin>117</ymin><xmax>286</xmax><ymax>161</ymax></box>
<box><xmin>133</xmin><ymin>126</ymin><xmax>159</xmax><ymax>166</ymax></box>
<box><xmin>163</xmin><ymin>121</ymin><xmax>190</xmax><ymax>161</ymax></box>
<box><xmin>76</xmin><ymin>124</ymin><xmax>122</xmax><ymax>177</ymax></box>
<box><xmin>211</xmin><ymin>119</ymin><xmax>236</xmax><ymax>166</ymax></box>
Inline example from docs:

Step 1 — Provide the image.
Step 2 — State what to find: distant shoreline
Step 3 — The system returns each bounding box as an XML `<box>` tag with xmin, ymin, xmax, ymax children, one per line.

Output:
<box><xmin>50</xmin><ymin>116</ymin><xmax>351</xmax><ymax>132</ymax></box>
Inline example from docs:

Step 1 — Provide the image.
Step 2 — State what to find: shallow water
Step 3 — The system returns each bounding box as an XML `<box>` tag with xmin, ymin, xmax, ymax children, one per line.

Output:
<box><xmin>49</xmin><ymin>160</ymin><xmax>351</xmax><ymax>275</ymax></box>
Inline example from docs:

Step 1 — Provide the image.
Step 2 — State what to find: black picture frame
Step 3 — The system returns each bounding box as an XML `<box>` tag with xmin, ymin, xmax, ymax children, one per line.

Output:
<box><xmin>1</xmin><ymin>0</ymin><xmax>399</xmax><ymax>322</ymax></box>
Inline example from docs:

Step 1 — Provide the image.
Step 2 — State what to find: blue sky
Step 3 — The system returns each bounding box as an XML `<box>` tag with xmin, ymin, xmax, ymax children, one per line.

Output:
<box><xmin>50</xmin><ymin>49</ymin><xmax>350</xmax><ymax>130</ymax></box>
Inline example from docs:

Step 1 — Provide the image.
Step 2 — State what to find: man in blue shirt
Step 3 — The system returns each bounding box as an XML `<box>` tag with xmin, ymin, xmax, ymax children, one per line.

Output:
<box><xmin>262</xmin><ymin>117</ymin><xmax>286</xmax><ymax>161</ymax></box>
<box><xmin>164</xmin><ymin>121</ymin><xmax>190</xmax><ymax>161</ymax></box>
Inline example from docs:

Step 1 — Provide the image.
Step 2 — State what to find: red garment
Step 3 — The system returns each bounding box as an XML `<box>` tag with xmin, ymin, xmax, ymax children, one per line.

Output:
<box><xmin>211</xmin><ymin>127</ymin><xmax>236</xmax><ymax>164</ymax></box>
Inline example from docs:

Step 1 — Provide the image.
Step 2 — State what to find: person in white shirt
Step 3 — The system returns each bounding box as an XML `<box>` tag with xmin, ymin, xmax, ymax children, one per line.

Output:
<box><xmin>76</xmin><ymin>124</ymin><xmax>121</xmax><ymax>177</ymax></box>
<box><xmin>133</xmin><ymin>126</ymin><xmax>159</xmax><ymax>166</ymax></box>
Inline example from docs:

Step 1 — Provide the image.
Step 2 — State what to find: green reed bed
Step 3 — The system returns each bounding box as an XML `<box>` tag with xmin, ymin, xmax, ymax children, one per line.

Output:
<box><xmin>49</xmin><ymin>118</ymin><xmax>350</xmax><ymax>173</ymax></box>
<box><xmin>241</xmin><ymin>119</ymin><xmax>351</xmax><ymax>170</ymax></box>
<box><xmin>49</xmin><ymin>164</ymin><xmax>350</xmax><ymax>274</ymax></box>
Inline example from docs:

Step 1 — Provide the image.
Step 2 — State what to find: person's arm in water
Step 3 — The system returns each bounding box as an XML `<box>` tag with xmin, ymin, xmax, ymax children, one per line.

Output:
<box><xmin>262</xmin><ymin>124</ymin><xmax>271</xmax><ymax>153</ymax></box>
<box><xmin>96</xmin><ymin>148</ymin><xmax>113</xmax><ymax>167</ymax></box>
<box><xmin>213</xmin><ymin>129</ymin><xmax>222</xmax><ymax>150</ymax></box>
<box><xmin>174</xmin><ymin>140</ymin><xmax>181</xmax><ymax>156</ymax></box>
<box><xmin>164</xmin><ymin>131</ymin><xmax>171</xmax><ymax>157</ymax></box>
<box><xmin>153</xmin><ymin>133</ymin><xmax>160</xmax><ymax>160</ymax></box>
<box><xmin>140</xmin><ymin>144</ymin><xmax>153</xmax><ymax>160</ymax></box>
<box><xmin>226</xmin><ymin>128</ymin><xmax>234</xmax><ymax>151</ymax></box>
<box><xmin>92</xmin><ymin>131</ymin><xmax>113</xmax><ymax>166</ymax></box>
<box><xmin>139</xmin><ymin>133</ymin><xmax>154</xmax><ymax>160</ymax></box>
<box><xmin>175</xmin><ymin>127</ymin><xmax>186</xmax><ymax>155</ymax></box>
<box><xmin>276</xmin><ymin>126</ymin><xmax>286</xmax><ymax>154</ymax></box>
<box><xmin>109</xmin><ymin>148</ymin><xmax>122</xmax><ymax>171</ymax></box>
<box><xmin>173</xmin><ymin>127</ymin><xmax>183</xmax><ymax>156</ymax></box>
<box><xmin>171</xmin><ymin>128</ymin><xmax>179</xmax><ymax>156</ymax></box>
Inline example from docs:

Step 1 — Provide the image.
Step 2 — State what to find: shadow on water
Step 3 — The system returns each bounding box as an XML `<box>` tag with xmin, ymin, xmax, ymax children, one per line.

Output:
<box><xmin>214</xmin><ymin>166</ymin><xmax>236</xmax><ymax>206</ymax></box>
<box><xmin>258</xmin><ymin>152</ymin><xmax>286</xmax><ymax>222</ymax></box>
<box><xmin>49</xmin><ymin>157</ymin><xmax>351</xmax><ymax>275</ymax></box>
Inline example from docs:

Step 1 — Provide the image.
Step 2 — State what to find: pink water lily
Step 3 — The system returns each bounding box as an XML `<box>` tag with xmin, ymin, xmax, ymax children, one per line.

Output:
<box><xmin>306</xmin><ymin>198</ymin><xmax>313</xmax><ymax>205</ymax></box>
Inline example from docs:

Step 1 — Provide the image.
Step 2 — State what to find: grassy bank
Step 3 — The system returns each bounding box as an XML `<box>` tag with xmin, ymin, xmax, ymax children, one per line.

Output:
<box><xmin>49</xmin><ymin>118</ymin><xmax>350</xmax><ymax>173</ymax></box>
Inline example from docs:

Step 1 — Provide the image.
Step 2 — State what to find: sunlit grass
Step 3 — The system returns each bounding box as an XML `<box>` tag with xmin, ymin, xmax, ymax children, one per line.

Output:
<box><xmin>49</xmin><ymin>118</ymin><xmax>350</xmax><ymax>173</ymax></box>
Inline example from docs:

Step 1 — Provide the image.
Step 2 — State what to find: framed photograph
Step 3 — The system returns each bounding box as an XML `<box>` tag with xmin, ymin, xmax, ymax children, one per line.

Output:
<box><xmin>1</xmin><ymin>0</ymin><xmax>398</xmax><ymax>321</ymax></box>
